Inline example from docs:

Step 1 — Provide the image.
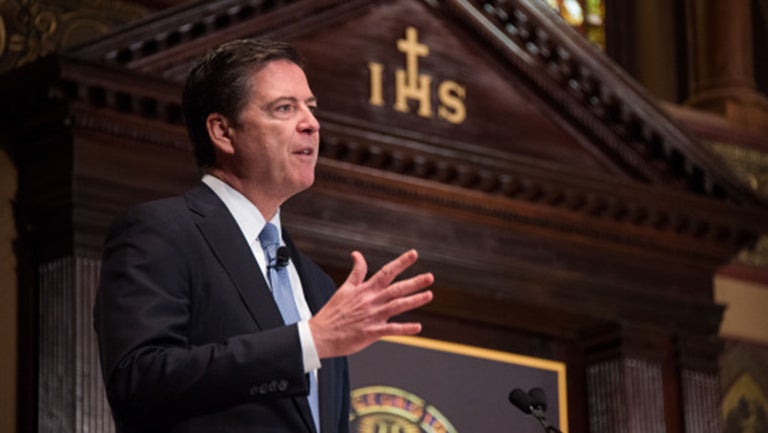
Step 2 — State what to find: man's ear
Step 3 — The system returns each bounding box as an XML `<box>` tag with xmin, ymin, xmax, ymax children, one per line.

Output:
<box><xmin>206</xmin><ymin>113</ymin><xmax>236</xmax><ymax>155</ymax></box>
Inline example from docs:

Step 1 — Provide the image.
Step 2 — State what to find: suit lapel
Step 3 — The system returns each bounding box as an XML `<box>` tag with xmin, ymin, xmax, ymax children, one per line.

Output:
<box><xmin>185</xmin><ymin>183</ymin><xmax>285</xmax><ymax>330</ymax></box>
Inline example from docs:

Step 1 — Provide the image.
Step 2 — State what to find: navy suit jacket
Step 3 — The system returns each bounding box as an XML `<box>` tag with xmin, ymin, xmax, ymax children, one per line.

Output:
<box><xmin>94</xmin><ymin>182</ymin><xmax>349</xmax><ymax>433</ymax></box>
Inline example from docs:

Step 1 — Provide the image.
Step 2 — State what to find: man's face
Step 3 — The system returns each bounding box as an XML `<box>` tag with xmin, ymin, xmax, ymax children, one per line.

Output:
<box><xmin>229</xmin><ymin>59</ymin><xmax>320</xmax><ymax>202</ymax></box>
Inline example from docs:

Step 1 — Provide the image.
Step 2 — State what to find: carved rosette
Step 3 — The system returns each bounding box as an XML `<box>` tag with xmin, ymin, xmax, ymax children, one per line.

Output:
<box><xmin>0</xmin><ymin>0</ymin><xmax>146</xmax><ymax>74</ymax></box>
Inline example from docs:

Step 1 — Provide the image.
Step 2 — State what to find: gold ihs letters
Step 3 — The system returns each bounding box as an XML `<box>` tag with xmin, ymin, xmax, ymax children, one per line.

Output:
<box><xmin>368</xmin><ymin>27</ymin><xmax>466</xmax><ymax>125</ymax></box>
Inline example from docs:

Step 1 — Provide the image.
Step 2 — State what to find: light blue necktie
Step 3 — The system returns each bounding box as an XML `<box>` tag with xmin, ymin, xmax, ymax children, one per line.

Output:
<box><xmin>259</xmin><ymin>223</ymin><xmax>320</xmax><ymax>431</ymax></box>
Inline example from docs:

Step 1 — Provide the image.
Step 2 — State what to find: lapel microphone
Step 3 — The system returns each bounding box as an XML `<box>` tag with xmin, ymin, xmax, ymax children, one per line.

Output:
<box><xmin>274</xmin><ymin>246</ymin><xmax>291</xmax><ymax>269</ymax></box>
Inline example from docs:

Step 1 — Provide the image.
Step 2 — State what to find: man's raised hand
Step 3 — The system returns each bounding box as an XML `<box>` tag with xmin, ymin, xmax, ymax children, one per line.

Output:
<box><xmin>309</xmin><ymin>249</ymin><xmax>434</xmax><ymax>359</ymax></box>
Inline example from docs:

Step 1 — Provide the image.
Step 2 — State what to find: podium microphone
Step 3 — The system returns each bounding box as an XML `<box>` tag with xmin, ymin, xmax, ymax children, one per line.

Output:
<box><xmin>508</xmin><ymin>388</ymin><xmax>533</xmax><ymax>414</ymax></box>
<box><xmin>528</xmin><ymin>387</ymin><xmax>547</xmax><ymax>412</ymax></box>
<box><xmin>508</xmin><ymin>388</ymin><xmax>563</xmax><ymax>433</ymax></box>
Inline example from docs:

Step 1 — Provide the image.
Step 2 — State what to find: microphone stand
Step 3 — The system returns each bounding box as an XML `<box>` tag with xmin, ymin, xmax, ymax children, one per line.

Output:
<box><xmin>530</xmin><ymin>408</ymin><xmax>564</xmax><ymax>433</ymax></box>
<box><xmin>508</xmin><ymin>387</ymin><xmax>564</xmax><ymax>433</ymax></box>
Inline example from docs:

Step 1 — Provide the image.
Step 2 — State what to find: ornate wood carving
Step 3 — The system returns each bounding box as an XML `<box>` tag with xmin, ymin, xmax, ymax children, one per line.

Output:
<box><xmin>0</xmin><ymin>0</ymin><xmax>147</xmax><ymax>74</ymax></box>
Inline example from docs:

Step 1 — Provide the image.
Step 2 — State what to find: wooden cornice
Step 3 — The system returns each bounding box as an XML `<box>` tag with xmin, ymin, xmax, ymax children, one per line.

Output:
<box><xmin>58</xmin><ymin>0</ymin><xmax>767</xmax><ymax>210</ymax></box>
<box><xmin>3</xmin><ymin>51</ymin><xmax>764</xmax><ymax>263</ymax></box>
<box><xmin>72</xmin><ymin>0</ymin><xmax>368</xmax><ymax>80</ymax></box>
<box><xmin>314</xmin><ymin>118</ymin><xmax>766</xmax><ymax>263</ymax></box>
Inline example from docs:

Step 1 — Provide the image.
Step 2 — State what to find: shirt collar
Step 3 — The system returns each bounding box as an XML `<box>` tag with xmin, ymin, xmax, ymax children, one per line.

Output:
<box><xmin>202</xmin><ymin>174</ymin><xmax>283</xmax><ymax>244</ymax></box>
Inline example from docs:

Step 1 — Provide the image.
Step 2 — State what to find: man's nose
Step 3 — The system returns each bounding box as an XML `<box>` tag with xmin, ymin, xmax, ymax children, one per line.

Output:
<box><xmin>298</xmin><ymin>106</ymin><xmax>320</xmax><ymax>133</ymax></box>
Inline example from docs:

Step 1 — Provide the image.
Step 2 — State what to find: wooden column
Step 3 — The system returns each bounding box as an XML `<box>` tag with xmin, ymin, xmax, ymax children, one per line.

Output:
<box><xmin>679</xmin><ymin>370</ymin><xmax>720</xmax><ymax>433</ymax></box>
<box><xmin>686</xmin><ymin>0</ymin><xmax>768</xmax><ymax>131</ymax></box>
<box><xmin>583</xmin><ymin>323</ymin><xmax>724</xmax><ymax>433</ymax></box>
<box><xmin>12</xmin><ymin>115</ymin><xmax>118</xmax><ymax>433</ymax></box>
<box><xmin>1</xmin><ymin>149</ymin><xmax>19</xmax><ymax>433</ymax></box>
<box><xmin>37</xmin><ymin>256</ymin><xmax>114</xmax><ymax>433</ymax></box>
<box><xmin>587</xmin><ymin>358</ymin><xmax>666</xmax><ymax>433</ymax></box>
<box><xmin>584</xmin><ymin>326</ymin><xmax>669</xmax><ymax>433</ymax></box>
<box><xmin>8</xmin><ymin>55</ymin><xmax>195</xmax><ymax>433</ymax></box>
<box><xmin>677</xmin><ymin>334</ymin><xmax>722</xmax><ymax>433</ymax></box>
<box><xmin>583</xmin><ymin>310</ymin><xmax>726</xmax><ymax>433</ymax></box>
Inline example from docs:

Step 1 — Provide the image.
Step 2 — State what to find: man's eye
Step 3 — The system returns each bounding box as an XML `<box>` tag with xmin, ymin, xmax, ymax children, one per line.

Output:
<box><xmin>276</xmin><ymin>104</ymin><xmax>293</xmax><ymax>112</ymax></box>
<box><xmin>308</xmin><ymin>105</ymin><xmax>318</xmax><ymax>115</ymax></box>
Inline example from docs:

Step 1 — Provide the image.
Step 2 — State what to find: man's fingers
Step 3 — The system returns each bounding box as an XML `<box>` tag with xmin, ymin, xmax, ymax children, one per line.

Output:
<box><xmin>342</xmin><ymin>251</ymin><xmax>368</xmax><ymax>287</ymax></box>
<box><xmin>382</xmin><ymin>273</ymin><xmax>434</xmax><ymax>300</ymax></box>
<box><xmin>378</xmin><ymin>290</ymin><xmax>433</xmax><ymax>320</ymax></box>
<box><xmin>368</xmin><ymin>249</ymin><xmax>419</xmax><ymax>288</ymax></box>
<box><xmin>314</xmin><ymin>249</ymin><xmax>434</xmax><ymax>359</ymax></box>
<box><xmin>376</xmin><ymin>322</ymin><xmax>424</xmax><ymax>338</ymax></box>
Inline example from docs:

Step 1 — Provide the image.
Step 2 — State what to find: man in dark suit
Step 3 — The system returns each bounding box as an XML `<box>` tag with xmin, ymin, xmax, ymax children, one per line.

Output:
<box><xmin>93</xmin><ymin>39</ymin><xmax>434</xmax><ymax>433</ymax></box>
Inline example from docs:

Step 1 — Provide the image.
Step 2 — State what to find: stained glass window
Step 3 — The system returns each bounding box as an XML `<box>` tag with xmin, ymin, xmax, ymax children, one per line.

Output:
<box><xmin>539</xmin><ymin>0</ymin><xmax>606</xmax><ymax>49</ymax></box>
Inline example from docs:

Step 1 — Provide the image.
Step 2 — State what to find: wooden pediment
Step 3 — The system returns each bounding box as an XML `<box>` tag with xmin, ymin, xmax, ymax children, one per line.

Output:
<box><xmin>5</xmin><ymin>0</ymin><xmax>768</xmax><ymax>360</ymax></box>
<box><xmin>67</xmin><ymin>0</ymin><xmax>760</xmax><ymax>197</ymax></box>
